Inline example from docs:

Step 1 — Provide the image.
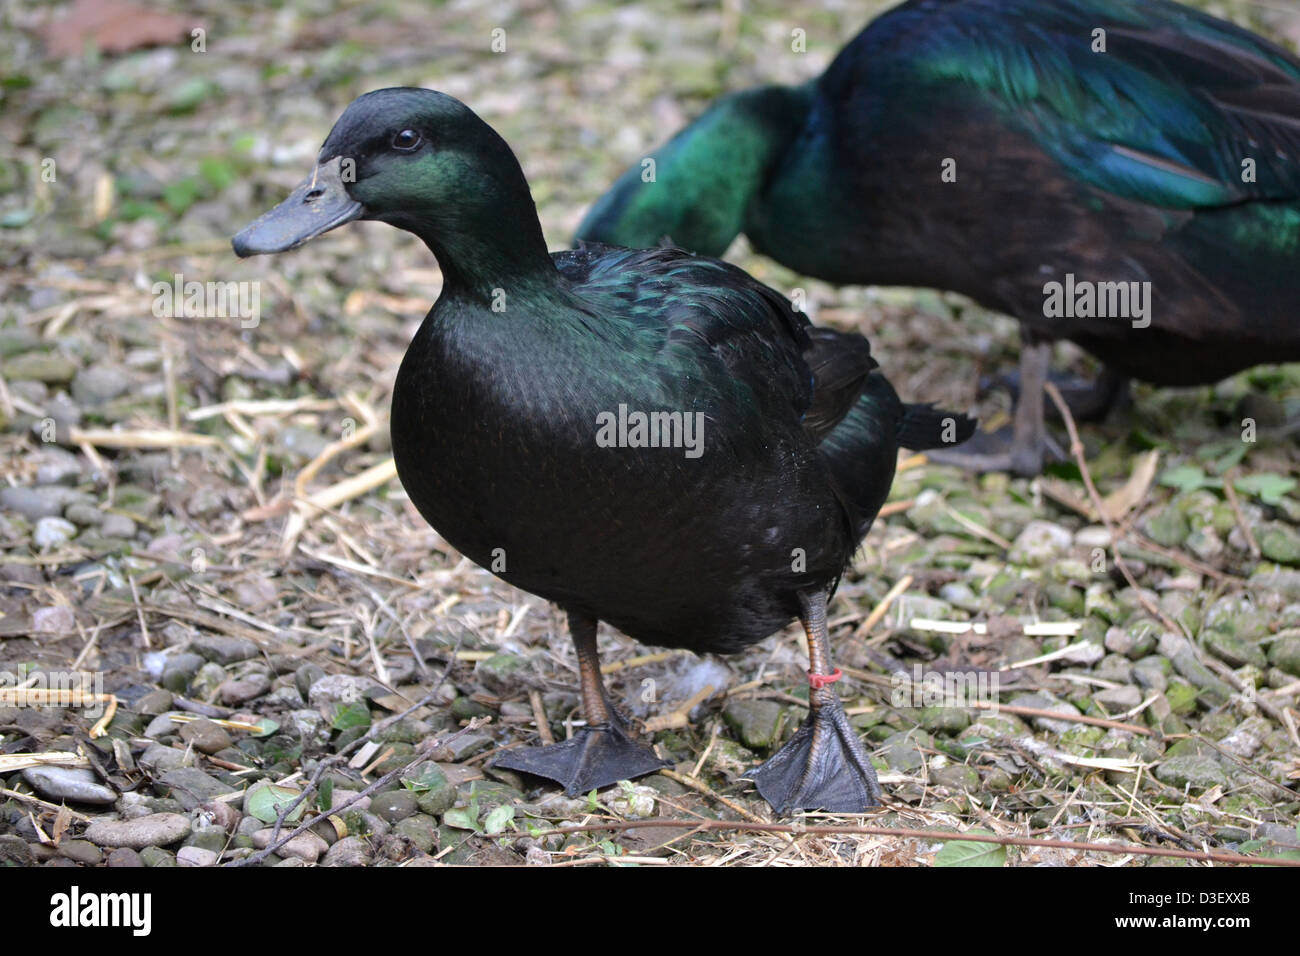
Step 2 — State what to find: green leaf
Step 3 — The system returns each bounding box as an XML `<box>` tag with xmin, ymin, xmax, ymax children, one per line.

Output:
<box><xmin>400</xmin><ymin>762</ymin><xmax>447</xmax><ymax>793</ymax></box>
<box><xmin>161</xmin><ymin>177</ymin><xmax>202</xmax><ymax>213</ymax></box>
<box><xmin>199</xmin><ymin>156</ymin><xmax>237</xmax><ymax>190</ymax></box>
<box><xmin>251</xmin><ymin>717</ymin><xmax>279</xmax><ymax>738</ymax></box>
<box><xmin>331</xmin><ymin>701</ymin><xmax>371</xmax><ymax>731</ymax></box>
<box><xmin>483</xmin><ymin>804</ymin><xmax>515</xmax><ymax>836</ymax></box>
<box><xmin>317</xmin><ymin>778</ymin><xmax>333</xmax><ymax>813</ymax></box>
<box><xmin>1233</xmin><ymin>473</ymin><xmax>1297</xmax><ymax>506</ymax></box>
<box><xmin>246</xmin><ymin>784</ymin><xmax>305</xmax><ymax>824</ymax></box>
<box><xmin>443</xmin><ymin>808</ymin><xmax>480</xmax><ymax>832</ymax></box>
<box><xmin>1159</xmin><ymin>465</ymin><xmax>1221</xmax><ymax>494</ymax></box>
<box><xmin>934</xmin><ymin>830</ymin><xmax>1006</xmax><ymax>867</ymax></box>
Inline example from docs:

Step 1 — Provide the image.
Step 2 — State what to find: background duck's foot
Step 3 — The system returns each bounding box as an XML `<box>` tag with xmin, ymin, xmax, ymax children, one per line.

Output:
<box><xmin>748</xmin><ymin>694</ymin><xmax>881</xmax><ymax>814</ymax></box>
<box><xmin>924</xmin><ymin>425</ymin><xmax>1064</xmax><ymax>475</ymax></box>
<box><xmin>492</xmin><ymin>720</ymin><xmax>668</xmax><ymax>795</ymax></box>
<box><xmin>981</xmin><ymin>365</ymin><xmax>1131</xmax><ymax>423</ymax></box>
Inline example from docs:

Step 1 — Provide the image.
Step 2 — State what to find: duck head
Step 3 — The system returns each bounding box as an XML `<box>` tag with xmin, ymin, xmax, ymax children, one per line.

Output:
<box><xmin>233</xmin><ymin>88</ymin><xmax>553</xmax><ymax>296</ymax></box>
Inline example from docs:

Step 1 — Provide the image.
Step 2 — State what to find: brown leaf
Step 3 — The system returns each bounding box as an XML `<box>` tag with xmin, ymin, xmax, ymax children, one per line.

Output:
<box><xmin>39</xmin><ymin>0</ymin><xmax>196</xmax><ymax>58</ymax></box>
<box><xmin>1101</xmin><ymin>449</ymin><xmax>1160</xmax><ymax>522</ymax></box>
<box><xmin>51</xmin><ymin>804</ymin><xmax>72</xmax><ymax>846</ymax></box>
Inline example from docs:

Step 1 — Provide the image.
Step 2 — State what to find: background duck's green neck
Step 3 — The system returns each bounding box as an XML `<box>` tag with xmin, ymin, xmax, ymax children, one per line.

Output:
<box><xmin>575</xmin><ymin>83</ymin><xmax>815</xmax><ymax>256</ymax></box>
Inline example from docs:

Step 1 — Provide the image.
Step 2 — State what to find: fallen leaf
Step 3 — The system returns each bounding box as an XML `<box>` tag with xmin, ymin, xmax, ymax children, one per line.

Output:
<box><xmin>39</xmin><ymin>0</ymin><xmax>196</xmax><ymax>57</ymax></box>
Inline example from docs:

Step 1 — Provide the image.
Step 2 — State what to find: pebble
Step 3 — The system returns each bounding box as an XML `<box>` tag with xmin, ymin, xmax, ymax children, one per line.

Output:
<box><xmin>100</xmin><ymin>513</ymin><xmax>138</xmax><ymax>538</ymax></box>
<box><xmin>371</xmin><ymin>790</ymin><xmax>419</xmax><ymax>823</ymax></box>
<box><xmin>308</xmin><ymin>673</ymin><xmax>381</xmax><ymax>708</ymax></box>
<box><xmin>32</xmin><ymin>605</ymin><xmax>76</xmax><ymax>634</ymax></box>
<box><xmin>106</xmin><ymin>847</ymin><xmax>144</xmax><ymax>867</ymax></box>
<box><xmin>176</xmin><ymin>845</ymin><xmax>220</xmax><ymax>867</ymax></box>
<box><xmin>84</xmin><ymin>812</ymin><xmax>192</xmax><ymax>849</ymax></box>
<box><xmin>322</xmin><ymin>835</ymin><xmax>373</xmax><ymax>867</ymax></box>
<box><xmin>21</xmin><ymin>766</ymin><xmax>117</xmax><ymax>805</ymax></box>
<box><xmin>191</xmin><ymin>635</ymin><xmax>259</xmax><ymax>664</ymax></box>
<box><xmin>179</xmin><ymin>718</ymin><xmax>233</xmax><ymax>754</ymax></box>
<box><xmin>219</xmin><ymin>672</ymin><xmax>272</xmax><ymax>704</ymax></box>
<box><xmin>1010</xmin><ymin>520</ymin><xmax>1073</xmax><ymax>565</ymax></box>
<box><xmin>72</xmin><ymin>364</ymin><xmax>130</xmax><ymax>404</ymax></box>
<box><xmin>0</xmin><ymin>834</ymin><xmax>35</xmax><ymax>866</ymax></box>
<box><xmin>58</xmin><ymin>840</ymin><xmax>103</xmax><ymax>865</ymax></box>
<box><xmin>722</xmin><ymin>698</ymin><xmax>784</xmax><ymax>750</ymax></box>
<box><xmin>32</xmin><ymin>515</ymin><xmax>77</xmax><ymax>549</ymax></box>
<box><xmin>155</xmin><ymin>767</ymin><xmax>235</xmax><ymax>810</ymax></box>
<box><xmin>4</xmin><ymin>352</ymin><xmax>77</xmax><ymax>384</ymax></box>
<box><xmin>252</xmin><ymin>828</ymin><xmax>328</xmax><ymax>863</ymax></box>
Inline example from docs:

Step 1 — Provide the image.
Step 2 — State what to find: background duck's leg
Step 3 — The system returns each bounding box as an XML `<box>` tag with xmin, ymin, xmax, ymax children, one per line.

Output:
<box><xmin>492</xmin><ymin>611</ymin><xmax>667</xmax><ymax>794</ymax></box>
<box><xmin>985</xmin><ymin>362</ymin><xmax>1131</xmax><ymax>423</ymax></box>
<box><xmin>925</xmin><ymin>340</ymin><xmax>1057</xmax><ymax>475</ymax></box>
<box><xmin>748</xmin><ymin>588</ymin><xmax>882</xmax><ymax>813</ymax></box>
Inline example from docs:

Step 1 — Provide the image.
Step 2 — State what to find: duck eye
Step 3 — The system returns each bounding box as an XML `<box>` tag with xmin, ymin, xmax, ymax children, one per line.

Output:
<box><xmin>392</xmin><ymin>129</ymin><xmax>422</xmax><ymax>151</ymax></box>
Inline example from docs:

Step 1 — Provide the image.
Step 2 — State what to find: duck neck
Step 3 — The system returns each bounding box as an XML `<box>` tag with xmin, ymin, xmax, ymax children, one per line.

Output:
<box><xmin>385</xmin><ymin>199</ymin><xmax>556</xmax><ymax>306</ymax></box>
<box><xmin>575</xmin><ymin>82</ymin><xmax>816</xmax><ymax>256</ymax></box>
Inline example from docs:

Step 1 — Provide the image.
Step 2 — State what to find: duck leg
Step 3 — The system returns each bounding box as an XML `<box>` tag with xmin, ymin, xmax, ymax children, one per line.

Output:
<box><xmin>492</xmin><ymin>611</ymin><xmax>668</xmax><ymax>794</ymax></box>
<box><xmin>925</xmin><ymin>341</ymin><xmax>1060</xmax><ymax>476</ymax></box>
<box><xmin>984</xmin><ymin>362</ymin><xmax>1131</xmax><ymax>423</ymax></box>
<box><xmin>748</xmin><ymin>588</ymin><xmax>882</xmax><ymax>813</ymax></box>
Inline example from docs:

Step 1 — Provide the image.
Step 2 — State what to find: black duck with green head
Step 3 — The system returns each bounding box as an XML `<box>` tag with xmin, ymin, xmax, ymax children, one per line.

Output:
<box><xmin>233</xmin><ymin>87</ymin><xmax>975</xmax><ymax>813</ymax></box>
<box><xmin>578</xmin><ymin>0</ymin><xmax>1300</xmax><ymax>475</ymax></box>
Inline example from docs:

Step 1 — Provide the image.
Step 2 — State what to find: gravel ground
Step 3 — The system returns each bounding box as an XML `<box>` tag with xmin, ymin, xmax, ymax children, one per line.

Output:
<box><xmin>1</xmin><ymin>0</ymin><xmax>1299</xmax><ymax>867</ymax></box>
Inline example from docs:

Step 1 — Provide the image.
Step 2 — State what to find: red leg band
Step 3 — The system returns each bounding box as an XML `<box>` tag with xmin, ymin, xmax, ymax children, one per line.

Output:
<box><xmin>808</xmin><ymin>667</ymin><xmax>842</xmax><ymax>689</ymax></box>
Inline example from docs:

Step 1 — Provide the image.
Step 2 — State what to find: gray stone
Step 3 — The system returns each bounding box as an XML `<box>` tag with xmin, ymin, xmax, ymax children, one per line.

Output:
<box><xmin>252</xmin><ymin>828</ymin><xmax>327</xmax><ymax>863</ymax></box>
<box><xmin>1010</xmin><ymin>520</ymin><xmax>1073</xmax><ymax>565</ymax></box>
<box><xmin>143</xmin><ymin>715</ymin><xmax>182</xmax><ymax>739</ymax></box>
<box><xmin>32</xmin><ymin>516</ymin><xmax>76</xmax><ymax>549</ymax></box>
<box><xmin>4</xmin><ymin>352</ymin><xmax>77</xmax><ymax>384</ymax></box>
<box><xmin>64</xmin><ymin>503</ymin><xmax>103</xmax><ymax>526</ymax></box>
<box><xmin>191</xmin><ymin>635</ymin><xmax>259</xmax><ymax>664</ymax></box>
<box><xmin>371</xmin><ymin>790</ymin><xmax>419</xmax><ymax>823</ymax></box>
<box><xmin>393</xmin><ymin>814</ymin><xmax>438</xmax><ymax>853</ymax></box>
<box><xmin>1258</xmin><ymin>522</ymin><xmax>1300</xmax><ymax>565</ymax></box>
<box><xmin>72</xmin><ymin>364</ymin><xmax>130</xmax><ymax>404</ymax></box>
<box><xmin>0</xmin><ymin>486</ymin><xmax>65</xmax><ymax>520</ymax></box>
<box><xmin>322</xmin><ymin>835</ymin><xmax>373</xmax><ymax>867</ymax></box>
<box><xmin>1202</xmin><ymin>630</ymin><xmax>1267</xmax><ymax>670</ymax></box>
<box><xmin>176</xmin><ymin>845</ymin><xmax>219</xmax><ymax>867</ymax></box>
<box><xmin>21</xmin><ymin>766</ymin><xmax>116</xmax><ymax>805</ymax></box>
<box><xmin>85</xmin><ymin>813</ymin><xmax>192</xmax><ymax>849</ymax></box>
<box><xmin>155</xmin><ymin>767</ymin><xmax>235</xmax><ymax>810</ymax></box>
<box><xmin>474</xmin><ymin>653</ymin><xmax>527</xmax><ymax>693</ymax></box>
<box><xmin>105</xmin><ymin>847</ymin><xmax>144</xmax><ymax>867</ymax></box>
<box><xmin>1008</xmin><ymin>693</ymin><xmax>1082</xmax><ymax>733</ymax></box>
<box><xmin>100</xmin><ymin>513</ymin><xmax>137</xmax><ymax>538</ymax></box>
<box><xmin>218</xmin><ymin>672</ymin><xmax>271</xmax><ymax>705</ymax></box>
<box><xmin>0</xmin><ymin>834</ymin><xmax>34</xmax><ymax>866</ymax></box>
<box><xmin>1270</xmin><ymin>634</ymin><xmax>1300</xmax><ymax>677</ymax></box>
<box><xmin>184</xmin><ymin>824</ymin><xmax>230</xmax><ymax>854</ymax></box>
<box><xmin>308</xmin><ymin>673</ymin><xmax>381</xmax><ymax>709</ymax></box>
<box><xmin>722</xmin><ymin>698</ymin><xmax>784</xmax><ymax>750</ymax></box>
<box><xmin>1093</xmin><ymin>685</ymin><xmax>1143</xmax><ymax>711</ymax></box>
<box><xmin>1155</xmin><ymin>754</ymin><xmax>1229</xmax><ymax>790</ymax></box>
<box><xmin>294</xmin><ymin>663</ymin><xmax>326</xmax><ymax>700</ymax></box>
<box><xmin>139</xmin><ymin>846</ymin><xmax>177</xmax><ymax>867</ymax></box>
<box><xmin>930</xmin><ymin>764</ymin><xmax>979</xmax><ymax>791</ymax></box>
<box><xmin>286</xmin><ymin>709</ymin><xmax>330</xmax><ymax>748</ymax></box>
<box><xmin>179</xmin><ymin>718</ymin><xmax>233</xmax><ymax>755</ymax></box>
<box><xmin>57</xmin><ymin>840</ymin><xmax>103</xmax><ymax>865</ymax></box>
<box><xmin>880</xmin><ymin>729</ymin><xmax>933</xmax><ymax>772</ymax></box>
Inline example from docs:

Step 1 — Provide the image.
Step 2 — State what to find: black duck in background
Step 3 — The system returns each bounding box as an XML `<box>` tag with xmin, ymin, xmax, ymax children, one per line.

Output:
<box><xmin>577</xmin><ymin>0</ymin><xmax>1300</xmax><ymax>475</ymax></box>
<box><xmin>233</xmin><ymin>87</ymin><xmax>975</xmax><ymax>813</ymax></box>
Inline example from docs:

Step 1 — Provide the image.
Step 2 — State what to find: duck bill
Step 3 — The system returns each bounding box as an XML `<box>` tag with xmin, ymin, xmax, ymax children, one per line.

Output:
<box><xmin>232</xmin><ymin>156</ymin><xmax>363</xmax><ymax>257</ymax></box>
